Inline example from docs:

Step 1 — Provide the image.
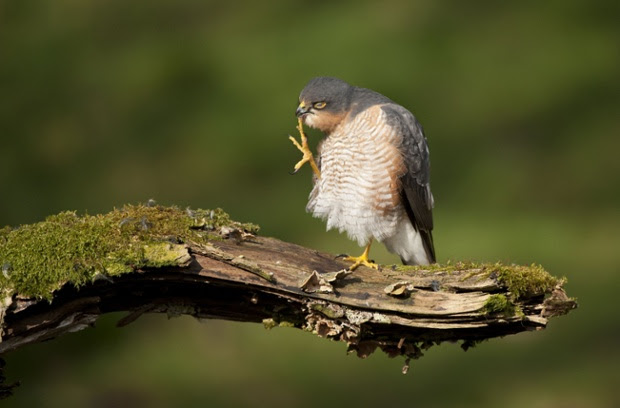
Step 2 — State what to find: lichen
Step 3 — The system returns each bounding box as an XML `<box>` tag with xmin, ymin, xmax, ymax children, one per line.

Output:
<box><xmin>262</xmin><ymin>318</ymin><xmax>277</xmax><ymax>330</ymax></box>
<box><xmin>309</xmin><ymin>302</ymin><xmax>345</xmax><ymax>319</ymax></box>
<box><xmin>142</xmin><ymin>242</ymin><xmax>192</xmax><ymax>268</ymax></box>
<box><xmin>262</xmin><ymin>318</ymin><xmax>298</xmax><ymax>329</ymax></box>
<box><xmin>0</xmin><ymin>203</ymin><xmax>258</xmax><ymax>300</ymax></box>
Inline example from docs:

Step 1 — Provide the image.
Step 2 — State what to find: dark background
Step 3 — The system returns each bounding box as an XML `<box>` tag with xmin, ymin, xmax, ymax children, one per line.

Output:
<box><xmin>1</xmin><ymin>1</ymin><xmax>619</xmax><ymax>407</ymax></box>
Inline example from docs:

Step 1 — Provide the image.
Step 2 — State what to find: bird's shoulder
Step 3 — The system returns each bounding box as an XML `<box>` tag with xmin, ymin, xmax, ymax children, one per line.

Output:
<box><xmin>379</xmin><ymin>103</ymin><xmax>424</xmax><ymax>140</ymax></box>
<box><xmin>348</xmin><ymin>87</ymin><xmax>393</xmax><ymax>118</ymax></box>
<box><xmin>346</xmin><ymin>92</ymin><xmax>421</xmax><ymax>139</ymax></box>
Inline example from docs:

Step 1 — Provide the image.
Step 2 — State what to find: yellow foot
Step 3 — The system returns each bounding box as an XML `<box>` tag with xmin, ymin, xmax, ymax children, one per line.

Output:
<box><xmin>341</xmin><ymin>242</ymin><xmax>379</xmax><ymax>270</ymax></box>
<box><xmin>289</xmin><ymin>118</ymin><xmax>321</xmax><ymax>178</ymax></box>
<box><xmin>343</xmin><ymin>254</ymin><xmax>379</xmax><ymax>271</ymax></box>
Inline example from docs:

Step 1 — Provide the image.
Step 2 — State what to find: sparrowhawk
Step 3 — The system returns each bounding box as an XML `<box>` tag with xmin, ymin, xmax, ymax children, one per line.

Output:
<box><xmin>291</xmin><ymin>77</ymin><xmax>435</xmax><ymax>270</ymax></box>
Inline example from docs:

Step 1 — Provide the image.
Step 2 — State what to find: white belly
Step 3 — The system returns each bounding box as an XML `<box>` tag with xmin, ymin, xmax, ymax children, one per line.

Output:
<box><xmin>306</xmin><ymin>108</ymin><xmax>405</xmax><ymax>247</ymax></box>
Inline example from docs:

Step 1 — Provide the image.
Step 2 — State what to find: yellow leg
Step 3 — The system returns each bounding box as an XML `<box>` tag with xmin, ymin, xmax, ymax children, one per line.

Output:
<box><xmin>344</xmin><ymin>241</ymin><xmax>379</xmax><ymax>270</ymax></box>
<box><xmin>289</xmin><ymin>118</ymin><xmax>321</xmax><ymax>178</ymax></box>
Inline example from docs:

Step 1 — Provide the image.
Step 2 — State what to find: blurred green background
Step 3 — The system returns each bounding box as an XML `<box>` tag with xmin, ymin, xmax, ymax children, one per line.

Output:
<box><xmin>1</xmin><ymin>0</ymin><xmax>619</xmax><ymax>406</ymax></box>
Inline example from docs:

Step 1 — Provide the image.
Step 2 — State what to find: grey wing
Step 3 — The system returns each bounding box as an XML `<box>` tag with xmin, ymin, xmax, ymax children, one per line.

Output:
<box><xmin>382</xmin><ymin>104</ymin><xmax>436</xmax><ymax>262</ymax></box>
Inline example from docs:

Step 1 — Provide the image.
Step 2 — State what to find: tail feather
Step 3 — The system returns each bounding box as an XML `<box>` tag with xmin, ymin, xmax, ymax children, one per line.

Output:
<box><xmin>383</xmin><ymin>218</ymin><xmax>434</xmax><ymax>265</ymax></box>
<box><xmin>417</xmin><ymin>229</ymin><xmax>436</xmax><ymax>264</ymax></box>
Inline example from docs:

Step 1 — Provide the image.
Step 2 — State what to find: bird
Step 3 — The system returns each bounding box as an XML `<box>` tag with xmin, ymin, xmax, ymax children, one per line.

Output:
<box><xmin>290</xmin><ymin>76</ymin><xmax>435</xmax><ymax>270</ymax></box>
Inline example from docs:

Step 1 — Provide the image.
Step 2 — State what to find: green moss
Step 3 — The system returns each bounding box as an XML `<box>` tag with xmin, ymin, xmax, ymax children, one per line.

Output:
<box><xmin>0</xmin><ymin>203</ymin><xmax>257</xmax><ymax>300</ymax></box>
<box><xmin>394</xmin><ymin>260</ymin><xmax>484</xmax><ymax>274</ymax></box>
<box><xmin>397</xmin><ymin>261</ymin><xmax>560</xmax><ymax>301</ymax></box>
<box><xmin>481</xmin><ymin>294</ymin><xmax>515</xmax><ymax>316</ymax></box>
<box><xmin>491</xmin><ymin>263</ymin><xmax>559</xmax><ymax>300</ymax></box>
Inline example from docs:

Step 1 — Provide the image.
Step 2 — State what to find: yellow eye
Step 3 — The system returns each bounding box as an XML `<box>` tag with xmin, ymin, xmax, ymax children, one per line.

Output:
<box><xmin>313</xmin><ymin>101</ymin><xmax>327</xmax><ymax>109</ymax></box>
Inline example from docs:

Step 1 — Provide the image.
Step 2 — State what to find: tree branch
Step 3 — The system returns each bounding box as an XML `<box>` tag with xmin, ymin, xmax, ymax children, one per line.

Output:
<box><xmin>0</xmin><ymin>205</ymin><xmax>577</xmax><ymax>377</ymax></box>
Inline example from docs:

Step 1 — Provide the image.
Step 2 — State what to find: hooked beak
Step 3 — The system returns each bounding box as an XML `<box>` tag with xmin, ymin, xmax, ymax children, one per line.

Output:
<box><xmin>296</xmin><ymin>101</ymin><xmax>310</xmax><ymax>118</ymax></box>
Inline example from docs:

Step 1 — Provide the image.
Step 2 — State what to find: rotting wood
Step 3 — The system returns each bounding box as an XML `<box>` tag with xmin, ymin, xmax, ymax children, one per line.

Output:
<box><xmin>0</xmin><ymin>233</ymin><xmax>576</xmax><ymax>357</ymax></box>
<box><xmin>0</xmin><ymin>205</ymin><xmax>577</xmax><ymax>397</ymax></box>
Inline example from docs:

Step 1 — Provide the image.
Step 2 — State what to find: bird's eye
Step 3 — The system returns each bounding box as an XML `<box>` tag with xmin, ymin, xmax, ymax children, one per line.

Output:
<box><xmin>313</xmin><ymin>101</ymin><xmax>327</xmax><ymax>109</ymax></box>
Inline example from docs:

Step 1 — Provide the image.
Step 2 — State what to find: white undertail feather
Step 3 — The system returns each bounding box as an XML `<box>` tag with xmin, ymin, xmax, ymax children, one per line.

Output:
<box><xmin>382</xmin><ymin>218</ymin><xmax>431</xmax><ymax>265</ymax></box>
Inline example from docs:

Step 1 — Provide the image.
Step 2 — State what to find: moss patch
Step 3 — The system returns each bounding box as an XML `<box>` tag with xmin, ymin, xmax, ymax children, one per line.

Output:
<box><xmin>0</xmin><ymin>204</ymin><xmax>258</xmax><ymax>300</ymax></box>
<box><xmin>397</xmin><ymin>261</ymin><xmax>560</xmax><ymax>301</ymax></box>
<box><xmin>481</xmin><ymin>294</ymin><xmax>515</xmax><ymax>316</ymax></box>
<box><xmin>394</xmin><ymin>260</ymin><xmax>485</xmax><ymax>274</ymax></box>
<box><xmin>491</xmin><ymin>263</ymin><xmax>560</xmax><ymax>299</ymax></box>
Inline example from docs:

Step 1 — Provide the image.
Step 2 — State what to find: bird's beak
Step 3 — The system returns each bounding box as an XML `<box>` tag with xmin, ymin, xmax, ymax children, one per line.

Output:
<box><xmin>296</xmin><ymin>101</ymin><xmax>310</xmax><ymax>118</ymax></box>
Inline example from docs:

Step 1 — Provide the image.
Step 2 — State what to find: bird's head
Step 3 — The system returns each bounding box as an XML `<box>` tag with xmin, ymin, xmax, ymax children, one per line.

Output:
<box><xmin>296</xmin><ymin>77</ymin><xmax>354</xmax><ymax>134</ymax></box>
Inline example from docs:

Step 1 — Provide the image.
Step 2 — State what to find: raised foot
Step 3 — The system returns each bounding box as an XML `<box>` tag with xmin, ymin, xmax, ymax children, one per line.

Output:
<box><xmin>289</xmin><ymin>118</ymin><xmax>321</xmax><ymax>178</ymax></box>
<box><xmin>288</xmin><ymin>134</ymin><xmax>314</xmax><ymax>172</ymax></box>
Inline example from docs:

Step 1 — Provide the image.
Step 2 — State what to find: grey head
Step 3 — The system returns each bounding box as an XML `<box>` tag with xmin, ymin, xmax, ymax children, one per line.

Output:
<box><xmin>296</xmin><ymin>77</ymin><xmax>393</xmax><ymax>133</ymax></box>
<box><xmin>296</xmin><ymin>77</ymin><xmax>355</xmax><ymax>118</ymax></box>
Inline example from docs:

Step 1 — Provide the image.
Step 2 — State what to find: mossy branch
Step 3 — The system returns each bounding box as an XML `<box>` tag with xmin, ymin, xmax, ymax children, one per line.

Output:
<box><xmin>0</xmin><ymin>204</ymin><xmax>576</xmax><ymax>379</ymax></box>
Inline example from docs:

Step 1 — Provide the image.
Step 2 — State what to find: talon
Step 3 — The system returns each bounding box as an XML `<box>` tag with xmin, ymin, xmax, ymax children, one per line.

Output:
<box><xmin>340</xmin><ymin>242</ymin><xmax>379</xmax><ymax>271</ymax></box>
<box><xmin>334</xmin><ymin>253</ymin><xmax>348</xmax><ymax>259</ymax></box>
<box><xmin>345</xmin><ymin>256</ymin><xmax>379</xmax><ymax>271</ymax></box>
<box><xmin>289</xmin><ymin>119</ymin><xmax>321</xmax><ymax>178</ymax></box>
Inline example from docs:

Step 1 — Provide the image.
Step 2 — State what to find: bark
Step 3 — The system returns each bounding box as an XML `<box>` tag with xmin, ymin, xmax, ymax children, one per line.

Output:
<box><xmin>0</xmin><ymin>232</ymin><xmax>576</xmax><ymax>368</ymax></box>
